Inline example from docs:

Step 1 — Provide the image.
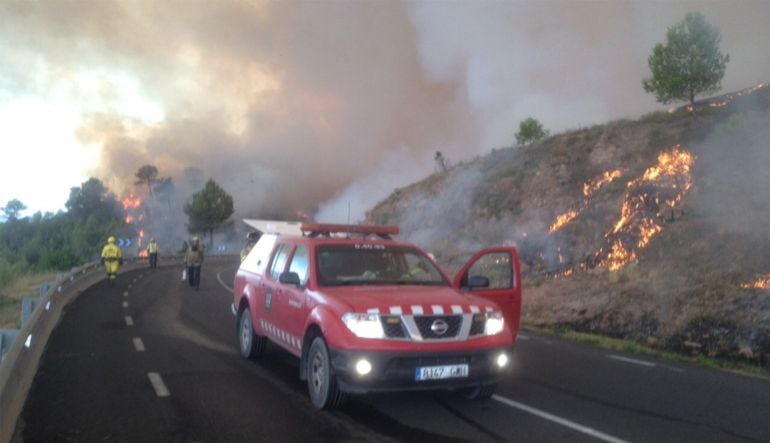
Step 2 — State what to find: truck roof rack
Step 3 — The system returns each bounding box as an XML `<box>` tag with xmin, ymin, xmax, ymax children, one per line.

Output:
<box><xmin>242</xmin><ymin>219</ymin><xmax>303</xmax><ymax>235</ymax></box>
<box><xmin>300</xmin><ymin>223</ymin><xmax>399</xmax><ymax>239</ymax></box>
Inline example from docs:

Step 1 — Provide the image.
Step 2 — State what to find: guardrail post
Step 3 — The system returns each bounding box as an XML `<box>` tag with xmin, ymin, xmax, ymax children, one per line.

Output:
<box><xmin>21</xmin><ymin>298</ymin><xmax>42</xmax><ymax>327</ymax></box>
<box><xmin>0</xmin><ymin>331</ymin><xmax>19</xmax><ymax>364</ymax></box>
<box><xmin>39</xmin><ymin>283</ymin><xmax>51</xmax><ymax>298</ymax></box>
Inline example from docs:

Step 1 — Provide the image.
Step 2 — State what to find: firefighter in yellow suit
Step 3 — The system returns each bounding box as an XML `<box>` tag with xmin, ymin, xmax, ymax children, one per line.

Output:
<box><xmin>146</xmin><ymin>237</ymin><xmax>159</xmax><ymax>270</ymax></box>
<box><xmin>101</xmin><ymin>236</ymin><xmax>124</xmax><ymax>283</ymax></box>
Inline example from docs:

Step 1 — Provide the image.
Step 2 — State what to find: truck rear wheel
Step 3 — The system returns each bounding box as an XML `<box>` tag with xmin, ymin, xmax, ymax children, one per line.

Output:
<box><xmin>307</xmin><ymin>337</ymin><xmax>346</xmax><ymax>409</ymax></box>
<box><xmin>238</xmin><ymin>307</ymin><xmax>265</xmax><ymax>360</ymax></box>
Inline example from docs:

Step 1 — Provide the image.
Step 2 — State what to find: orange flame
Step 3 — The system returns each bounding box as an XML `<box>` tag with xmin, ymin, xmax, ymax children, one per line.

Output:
<box><xmin>741</xmin><ymin>274</ymin><xmax>770</xmax><ymax>290</ymax></box>
<box><xmin>549</xmin><ymin>168</ymin><xmax>623</xmax><ymax>234</ymax></box>
<box><xmin>549</xmin><ymin>210</ymin><xmax>579</xmax><ymax>233</ymax></box>
<box><xmin>694</xmin><ymin>83</ymin><xmax>767</xmax><ymax>112</ymax></box>
<box><xmin>583</xmin><ymin>169</ymin><xmax>622</xmax><ymax>198</ymax></box>
<box><xmin>122</xmin><ymin>195</ymin><xmax>142</xmax><ymax>210</ymax></box>
<box><xmin>598</xmin><ymin>146</ymin><xmax>694</xmax><ymax>271</ymax></box>
<box><xmin>666</xmin><ymin>83</ymin><xmax>767</xmax><ymax>113</ymax></box>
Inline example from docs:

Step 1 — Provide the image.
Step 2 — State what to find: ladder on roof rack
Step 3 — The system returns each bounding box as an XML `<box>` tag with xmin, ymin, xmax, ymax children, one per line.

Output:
<box><xmin>300</xmin><ymin>223</ymin><xmax>399</xmax><ymax>239</ymax></box>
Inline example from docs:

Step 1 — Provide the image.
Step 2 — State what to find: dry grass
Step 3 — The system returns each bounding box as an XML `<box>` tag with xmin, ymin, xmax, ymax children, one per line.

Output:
<box><xmin>0</xmin><ymin>272</ymin><xmax>56</xmax><ymax>329</ymax></box>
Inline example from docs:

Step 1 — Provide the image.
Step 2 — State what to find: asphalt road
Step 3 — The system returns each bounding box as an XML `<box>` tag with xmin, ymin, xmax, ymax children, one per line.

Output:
<box><xmin>13</xmin><ymin>260</ymin><xmax>770</xmax><ymax>442</ymax></box>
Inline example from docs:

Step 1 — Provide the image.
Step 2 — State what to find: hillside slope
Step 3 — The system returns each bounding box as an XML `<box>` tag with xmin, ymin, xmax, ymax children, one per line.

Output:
<box><xmin>366</xmin><ymin>84</ymin><xmax>770</xmax><ymax>365</ymax></box>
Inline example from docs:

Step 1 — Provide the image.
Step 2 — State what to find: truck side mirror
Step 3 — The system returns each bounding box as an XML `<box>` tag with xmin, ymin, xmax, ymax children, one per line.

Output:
<box><xmin>467</xmin><ymin>275</ymin><xmax>490</xmax><ymax>289</ymax></box>
<box><xmin>279</xmin><ymin>271</ymin><xmax>302</xmax><ymax>287</ymax></box>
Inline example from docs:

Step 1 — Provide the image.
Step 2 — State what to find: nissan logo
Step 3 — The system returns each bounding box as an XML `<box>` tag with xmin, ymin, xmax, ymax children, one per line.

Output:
<box><xmin>431</xmin><ymin>319</ymin><xmax>449</xmax><ymax>335</ymax></box>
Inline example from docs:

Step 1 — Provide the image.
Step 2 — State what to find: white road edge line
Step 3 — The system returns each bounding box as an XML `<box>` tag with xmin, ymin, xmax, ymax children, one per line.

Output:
<box><xmin>608</xmin><ymin>355</ymin><xmax>656</xmax><ymax>368</ymax></box>
<box><xmin>492</xmin><ymin>395</ymin><xmax>630</xmax><ymax>443</ymax></box>
<box><xmin>147</xmin><ymin>372</ymin><xmax>170</xmax><ymax>397</ymax></box>
<box><xmin>216</xmin><ymin>270</ymin><xmax>233</xmax><ymax>292</ymax></box>
<box><xmin>133</xmin><ymin>337</ymin><xmax>146</xmax><ymax>352</ymax></box>
<box><xmin>125</xmin><ymin>316</ymin><xmax>133</xmax><ymax>326</ymax></box>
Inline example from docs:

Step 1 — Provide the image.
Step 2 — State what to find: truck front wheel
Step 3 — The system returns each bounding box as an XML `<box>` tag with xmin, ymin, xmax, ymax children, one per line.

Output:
<box><xmin>307</xmin><ymin>337</ymin><xmax>346</xmax><ymax>409</ymax></box>
<box><xmin>238</xmin><ymin>307</ymin><xmax>265</xmax><ymax>360</ymax></box>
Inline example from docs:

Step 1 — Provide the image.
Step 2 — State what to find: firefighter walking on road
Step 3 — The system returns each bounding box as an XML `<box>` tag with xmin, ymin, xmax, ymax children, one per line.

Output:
<box><xmin>101</xmin><ymin>236</ymin><xmax>124</xmax><ymax>283</ymax></box>
<box><xmin>146</xmin><ymin>237</ymin><xmax>159</xmax><ymax>270</ymax></box>
<box><xmin>184</xmin><ymin>236</ymin><xmax>204</xmax><ymax>290</ymax></box>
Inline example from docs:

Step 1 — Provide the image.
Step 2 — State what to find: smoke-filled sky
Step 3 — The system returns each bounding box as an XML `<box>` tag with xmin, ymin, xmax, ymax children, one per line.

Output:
<box><xmin>1</xmin><ymin>0</ymin><xmax>768</xmax><ymax>222</ymax></box>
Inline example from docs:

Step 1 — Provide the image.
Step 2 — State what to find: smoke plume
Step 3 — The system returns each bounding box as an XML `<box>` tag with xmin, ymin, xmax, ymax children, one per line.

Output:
<box><xmin>1</xmin><ymin>0</ymin><xmax>768</xmax><ymax>224</ymax></box>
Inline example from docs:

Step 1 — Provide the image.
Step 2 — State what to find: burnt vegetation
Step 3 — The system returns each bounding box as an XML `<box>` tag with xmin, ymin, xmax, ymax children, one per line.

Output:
<box><xmin>366</xmin><ymin>84</ymin><xmax>770</xmax><ymax>367</ymax></box>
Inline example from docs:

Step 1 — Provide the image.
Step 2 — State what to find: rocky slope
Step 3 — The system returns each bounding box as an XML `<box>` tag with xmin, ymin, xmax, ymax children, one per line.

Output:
<box><xmin>366</xmin><ymin>84</ymin><xmax>770</xmax><ymax>365</ymax></box>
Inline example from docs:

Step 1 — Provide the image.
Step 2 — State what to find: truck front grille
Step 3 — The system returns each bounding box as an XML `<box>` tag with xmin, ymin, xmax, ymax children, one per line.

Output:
<box><xmin>375</xmin><ymin>313</ymin><xmax>484</xmax><ymax>341</ymax></box>
<box><xmin>469</xmin><ymin>313</ymin><xmax>486</xmax><ymax>336</ymax></box>
<box><xmin>413</xmin><ymin>315</ymin><xmax>462</xmax><ymax>339</ymax></box>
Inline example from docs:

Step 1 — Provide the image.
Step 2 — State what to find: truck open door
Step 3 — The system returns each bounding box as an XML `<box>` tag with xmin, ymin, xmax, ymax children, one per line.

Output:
<box><xmin>453</xmin><ymin>248</ymin><xmax>521</xmax><ymax>342</ymax></box>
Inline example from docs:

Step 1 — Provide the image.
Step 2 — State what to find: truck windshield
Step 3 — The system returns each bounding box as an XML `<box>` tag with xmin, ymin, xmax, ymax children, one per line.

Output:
<box><xmin>316</xmin><ymin>244</ymin><xmax>448</xmax><ymax>287</ymax></box>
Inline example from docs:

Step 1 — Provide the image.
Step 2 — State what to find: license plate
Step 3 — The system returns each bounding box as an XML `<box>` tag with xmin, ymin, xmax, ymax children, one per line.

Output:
<box><xmin>415</xmin><ymin>364</ymin><xmax>469</xmax><ymax>381</ymax></box>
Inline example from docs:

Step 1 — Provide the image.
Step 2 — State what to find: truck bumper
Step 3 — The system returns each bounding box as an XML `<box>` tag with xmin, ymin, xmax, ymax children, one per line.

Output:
<box><xmin>328</xmin><ymin>346</ymin><xmax>511</xmax><ymax>394</ymax></box>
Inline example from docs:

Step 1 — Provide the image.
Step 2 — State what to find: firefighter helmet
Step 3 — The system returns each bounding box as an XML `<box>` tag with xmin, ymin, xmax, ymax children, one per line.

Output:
<box><xmin>108</xmin><ymin>236</ymin><xmax>116</xmax><ymax>244</ymax></box>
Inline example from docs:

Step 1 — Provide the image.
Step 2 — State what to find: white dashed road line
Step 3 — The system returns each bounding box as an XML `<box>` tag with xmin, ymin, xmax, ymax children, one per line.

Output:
<box><xmin>493</xmin><ymin>395</ymin><xmax>630</xmax><ymax>443</ymax></box>
<box><xmin>122</xmin><ymin>301</ymin><xmax>129</xmax><ymax>308</ymax></box>
<box><xmin>133</xmin><ymin>337</ymin><xmax>146</xmax><ymax>352</ymax></box>
<box><xmin>608</xmin><ymin>354</ymin><xmax>656</xmax><ymax>368</ymax></box>
<box><xmin>125</xmin><ymin>316</ymin><xmax>134</xmax><ymax>326</ymax></box>
<box><xmin>123</xmin><ymin>291</ymin><xmax>129</xmax><ymax>297</ymax></box>
<box><xmin>147</xmin><ymin>372</ymin><xmax>170</xmax><ymax>397</ymax></box>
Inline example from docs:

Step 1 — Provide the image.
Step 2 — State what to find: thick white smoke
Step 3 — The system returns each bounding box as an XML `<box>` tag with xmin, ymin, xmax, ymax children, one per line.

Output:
<box><xmin>0</xmin><ymin>0</ymin><xmax>768</xmax><ymax>222</ymax></box>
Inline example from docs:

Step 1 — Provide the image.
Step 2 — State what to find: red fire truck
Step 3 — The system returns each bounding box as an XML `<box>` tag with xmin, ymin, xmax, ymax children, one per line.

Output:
<box><xmin>232</xmin><ymin>222</ymin><xmax>521</xmax><ymax>409</ymax></box>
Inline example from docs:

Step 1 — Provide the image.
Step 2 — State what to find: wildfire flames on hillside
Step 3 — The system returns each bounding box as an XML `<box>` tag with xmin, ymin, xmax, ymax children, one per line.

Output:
<box><xmin>548</xmin><ymin>210</ymin><xmax>579</xmax><ymax>233</ymax></box>
<box><xmin>121</xmin><ymin>195</ymin><xmax>149</xmax><ymax>253</ymax></box>
<box><xmin>122</xmin><ymin>195</ymin><xmax>143</xmax><ymax>224</ymax></box>
<box><xmin>542</xmin><ymin>146</ymin><xmax>694</xmax><ymax>275</ymax></box>
<box><xmin>597</xmin><ymin>146</ymin><xmax>694</xmax><ymax>271</ymax></box>
<box><xmin>668</xmin><ymin>82</ymin><xmax>768</xmax><ymax>113</ymax></box>
<box><xmin>741</xmin><ymin>274</ymin><xmax>770</xmax><ymax>290</ymax></box>
<box><xmin>549</xmin><ymin>168</ymin><xmax>623</xmax><ymax>233</ymax></box>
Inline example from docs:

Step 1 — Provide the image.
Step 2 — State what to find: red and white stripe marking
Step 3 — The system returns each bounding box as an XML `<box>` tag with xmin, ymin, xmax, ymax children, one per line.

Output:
<box><xmin>365</xmin><ymin>304</ymin><xmax>493</xmax><ymax>316</ymax></box>
<box><xmin>259</xmin><ymin>319</ymin><xmax>302</xmax><ymax>351</ymax></box>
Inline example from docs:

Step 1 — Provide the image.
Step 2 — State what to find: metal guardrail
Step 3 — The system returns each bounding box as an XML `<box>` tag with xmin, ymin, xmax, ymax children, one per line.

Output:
<box><xmin>0</xmin><ymin>255</ymin><xmax>187</xmax><ymax>443</ymax></box>
<box><xmin>0</xmin><ymin>331</ymin><xmax>19</xmax><ymax>363</ymax></box>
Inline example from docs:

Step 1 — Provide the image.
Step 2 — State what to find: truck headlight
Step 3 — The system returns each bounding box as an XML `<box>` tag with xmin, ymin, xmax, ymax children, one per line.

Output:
<box><xmin>485</xmin><ymin>311</ymin><xmax>505</xmax><ymax>336</ymax></box>
<box><xmin>496</xmin><ymin>352</ymin><xmax>509</xmax><ymax>368</ymax></box>
<box><xmin>342</xmin><ymin>313</ymin><xmax>384</xmax><ymax>339</ymax></box>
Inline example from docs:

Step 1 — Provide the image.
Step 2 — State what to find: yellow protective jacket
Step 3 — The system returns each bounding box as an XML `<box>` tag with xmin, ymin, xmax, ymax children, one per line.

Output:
<box><xmin>147</xmin><ymin>241</ymin><xmax>159</xmax><ymax>254</ymax></box>
<box><xmin>102</xmin><ymin>243</ymin><xmax>123</xmax><ymax>261</ymax></box>
<box><xmin>184</xmin><ymin>244</ymin><xmax>204</xmax><ymax>266</ymax></box>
